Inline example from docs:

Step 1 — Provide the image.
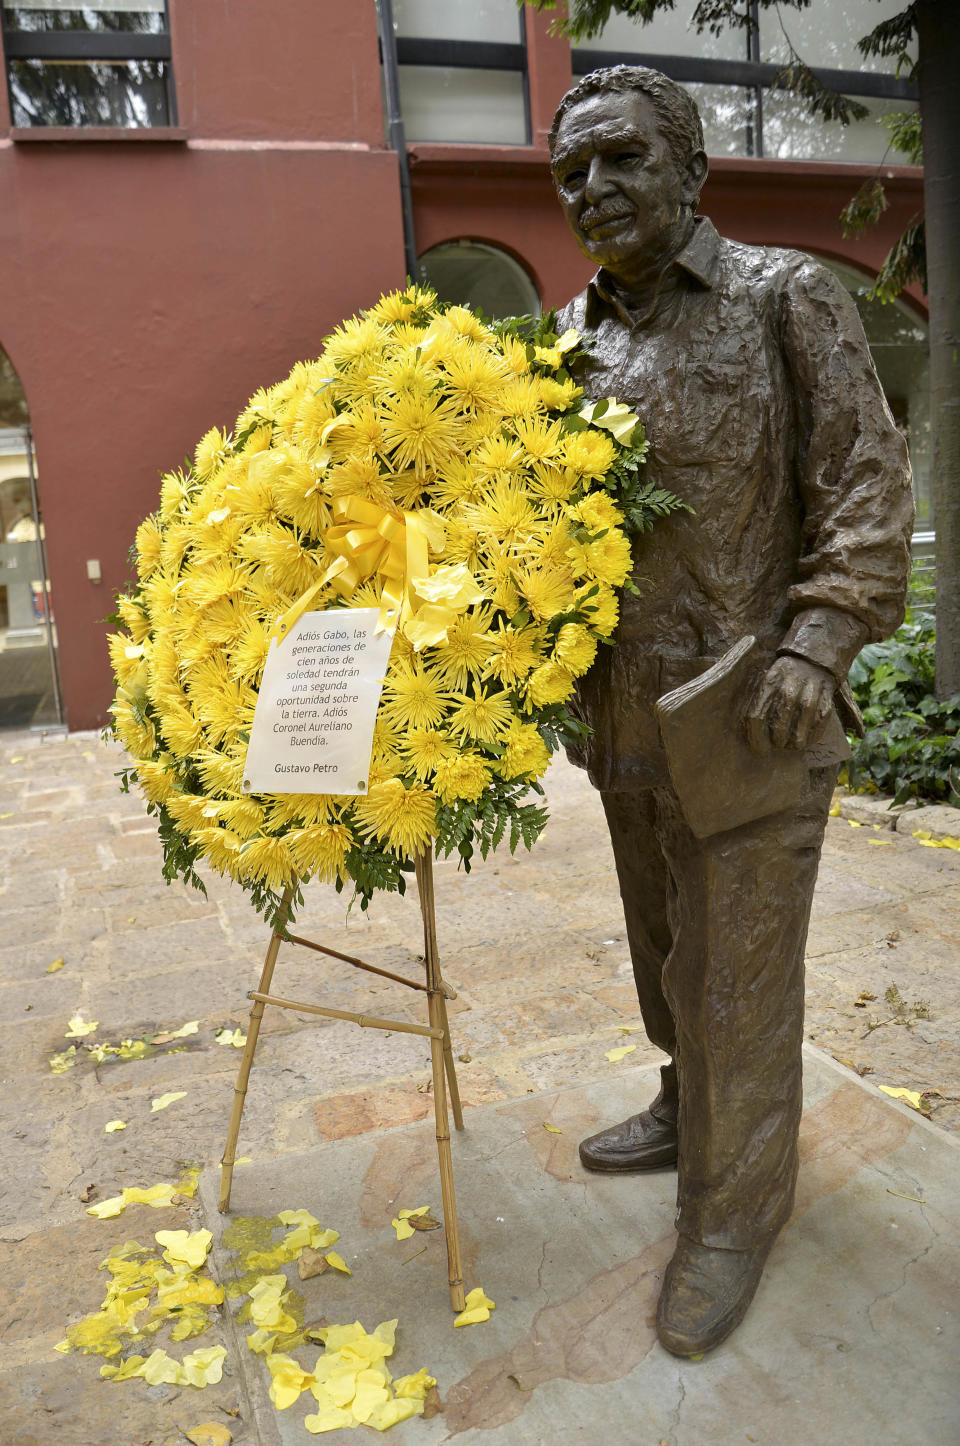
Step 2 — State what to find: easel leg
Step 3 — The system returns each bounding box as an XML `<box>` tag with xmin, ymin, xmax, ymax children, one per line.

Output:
<box><xmin>416</xmin><ymin>850</ymin><xmax>466</xmax><ymax>1312</ymax></box>
<box><xmin>436</xmin><ymin>991</ymin><xmax>464</xmax><ymax>1131</ymax></box>
<box><xmin>219</xmin><ymin>883</ymin><xmax>295</xmax><ymax>1213</ymax></box>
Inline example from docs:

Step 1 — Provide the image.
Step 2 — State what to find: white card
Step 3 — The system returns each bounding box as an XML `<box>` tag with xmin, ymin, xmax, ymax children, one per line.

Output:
<box><xmin>242</xmin><ymin>609</ymin><xmax>395</xmax><ymax>795</ymax></box>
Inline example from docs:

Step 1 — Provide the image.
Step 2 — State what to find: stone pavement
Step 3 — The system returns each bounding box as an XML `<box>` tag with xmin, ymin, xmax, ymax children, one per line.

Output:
<box><xmin>1</xmin><ymin>728</ymin><xmax>959</xmax><ymax>1444</ymax></box>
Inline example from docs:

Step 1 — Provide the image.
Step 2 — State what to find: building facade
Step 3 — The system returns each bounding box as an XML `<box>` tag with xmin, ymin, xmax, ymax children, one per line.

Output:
<box><xmin>0</xmin><ymin>0</ymin><xmax>926</xmax><ymax>730</ymax></box>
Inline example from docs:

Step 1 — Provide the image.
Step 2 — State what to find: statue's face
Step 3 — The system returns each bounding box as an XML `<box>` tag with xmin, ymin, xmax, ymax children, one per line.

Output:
<box><xmin>552</xmin><ymin>90</ymin><xmax>701</xmax><ymax>278</ymax></box>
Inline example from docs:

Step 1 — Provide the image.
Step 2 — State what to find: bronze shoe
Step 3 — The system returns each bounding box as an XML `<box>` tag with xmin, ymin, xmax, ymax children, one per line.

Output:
<box><xmin>656</xmin><ymin>1235</ymin><xmax>771</xmax><ymax>1357</ymax></box>
<box><xmin>579</xmin><ymin>1109</ymin><xmax>679</xmax><ymax>1172</ymax></box>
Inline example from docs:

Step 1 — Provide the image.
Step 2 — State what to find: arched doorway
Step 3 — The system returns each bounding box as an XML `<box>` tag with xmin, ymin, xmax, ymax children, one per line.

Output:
<box><xmin>417</xmin><ymin>240</ymin><xmax>541</xmax><ymax>319</ymax></box>
<box><xmin>0</xmin><ymin>345</ymin><xmax>63</xmax><ymax>729</ymax></box>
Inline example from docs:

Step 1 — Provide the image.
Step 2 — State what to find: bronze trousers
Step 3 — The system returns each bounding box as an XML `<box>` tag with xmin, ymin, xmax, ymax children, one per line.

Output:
<box><xmin>600</xmin><ymin>766</ymin><xmax>835</xmax><ymax>1250</ymax></box>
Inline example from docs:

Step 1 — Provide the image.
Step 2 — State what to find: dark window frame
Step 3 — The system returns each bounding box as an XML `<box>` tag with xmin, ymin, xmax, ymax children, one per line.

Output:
<box><xmin>389</xmin><ymin>19</ymin><xmax>532</xmax><ymax>146</ymax></box>
<box><xmin>392</xmin><ymin>23</ymin><xmax>918</xmax><ymax>160</ymax></box>
<box><xmin>1</xmin><ymin>2</ymin><xmax>178</xmax><ymax>126</ymax></box>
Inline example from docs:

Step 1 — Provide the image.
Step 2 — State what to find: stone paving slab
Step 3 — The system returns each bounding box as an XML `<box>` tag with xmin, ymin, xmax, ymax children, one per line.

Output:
<box><xmin>199</xmin><ymin>1049</ymin><xmax>960</xmax><ymax>1446</ymax></box>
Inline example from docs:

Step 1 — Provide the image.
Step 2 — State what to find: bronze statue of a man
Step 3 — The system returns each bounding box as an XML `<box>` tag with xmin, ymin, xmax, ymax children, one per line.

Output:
<box><xmin>549</xmin><ymin>66</ymin><xmax>914</xmax><ymax>1356</ymax></box>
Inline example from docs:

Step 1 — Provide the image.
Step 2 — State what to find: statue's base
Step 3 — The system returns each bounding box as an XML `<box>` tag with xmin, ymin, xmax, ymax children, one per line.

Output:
<box><xmin>200</xmin><ymin>1045</ymin><xmax>960</xmax><ymax>1446</ymax></box>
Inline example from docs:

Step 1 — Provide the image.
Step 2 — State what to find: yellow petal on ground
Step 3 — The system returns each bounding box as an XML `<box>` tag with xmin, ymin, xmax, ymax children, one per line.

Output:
<box><xmin>87</xmin><ymin>1195</ymin><xmax>126</xmax><ymax>1219</ymax></box>
<box><xmin>605</xmin><ymin>1044</ymin><xmax>638</xmax><ymax>1063</ymax></box>
<box><xmin>180</xmin><ymin>1345</ymin><xmax>228</xmax><ymax>1387</ymax></box>
<box><xmin>126</xmin><ymin>1183</ymin><xmax>179</xmax><ymax>1207</ymax></box>
<box><xmin>879</xmin><ymin>1086</ymin><xmax>931</xmax><ymax>1113</ymax></box>
<box><xmin>246</xmin><ymin>1328</ymin><xmax>280</xmax><ymax>1356</ymax></box>
<box><xmin>325</xmin><ymin>1251</ymin><xmax>351</xmax><ymax>1274</ymax></box>
<box><xmin>848</xmin><ymin>819</ymin><xmax>863</xmax><ymax>828</ymax></box>
<box><xmin>391</xmin><ymin>1217</ymin><xmax>415</xmax><ymax>1241</ymax></box>
<box><xmin>138</xmin><ymin>1348</ymin><xmax>183</xmax><ymax>1386</ymax></box>
<box><xmin>266</xmin><ymin>1352</ymin><xmax>316</xmax><ymax>1410</ymax></box>
<box><xmin>182</xmin><ymin>1425</ymin><xmax>233</xmax><ymax>1446</ymax></box>
<box><xmin>912</xmin><ymin>828</ymin><xmax>960</xmax><ymax>850</ymax></box>
<box><xmin>151</xmin><ymin>1091</ymin><xmax>188</xmax><ymax>1112</ymax></box>
<box><xmin>277</xmin><ymin>1209</ymin><xmax>320</xmax><ymax>1228</ymax></box>
<box><xmin>105</xmin><ymin>1120</ymin><xmax>127</xmax><ymax>1133</ymax></box>
<box><xmin>393</xmin><ymin>1368</ymin><xmax>437</xmax><ymax>1400</ymax></box>
<box><xmin>350</xmin><ymin>1368</ymin><xmax>392</xmax><ymax>1423</ymax></box>
<box><xmin>65</xmin><ymin>1013</ymin><xmax>99</xmax><ymax>1038</ymax></box>
<box><xmin>828</xmin><ymin>803</ymin><xmax>841</xmax><ymax>816</ymax></box>
<box><xmin>304</xmin><ymin>1404</ymin><xmax>356</xmax><ymax>1434</ymax></box>
<box><xmin>542</xmin><ymin>1122</ymin><xmax>562</xmax><ymax>1134</ymax></box>
<box><xmin>156</xmin><ymin>1228</ymin><xmax>213</xmax><ymax>1270</ymax></box>
<box><xmin>46</xmin><ymin>957</ymin><xmax>65</xmax><ymax>974</ymax></box>
<box><xmin>215</xmin><ymin>1027</ymin><xmax>247</xmax><ymax>1047</ymax></box>
<box><xmin>868</xmin><ymin>838</ymin><xmax>895</xmax><ymax>846</ymax></box>
<box><xmin>164</xmin><ymin>1020</ymin><xmax>200</xmax><ymax>1039</ymax></box>
<box><xmin>49</xmin><ymin>1046</ymin><xmax>77</xmax><ymax>1073</ymax></box>
<box><xmin>366</xmin><ymin>1398</ymin><xmax>421</xmax><ymax>1430</ymax></box>
<box><xmin>100</xmin><ymin>1354</ymin><xmax>147</xmax><ymax>1380</ymax></box>
<box><xmin>397</xmin><ymin>1207</ymin><xmax>430</xmax><ymax>1220</ymax></box>
<box><xmin>454</xmin><ymin>1286</ymin><xmax>495</xmax><ymax>1327</ymax></box>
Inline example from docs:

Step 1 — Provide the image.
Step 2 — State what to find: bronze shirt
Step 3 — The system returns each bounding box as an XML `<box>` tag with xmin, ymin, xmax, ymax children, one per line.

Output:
<box><xmin>557</xmin><ymin>216</ymin><xmax>915</xmax><ymax>791</ymax></box>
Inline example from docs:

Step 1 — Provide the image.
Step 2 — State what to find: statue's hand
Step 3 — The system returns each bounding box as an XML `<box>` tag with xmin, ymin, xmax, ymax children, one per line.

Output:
<box><xmin>745</xmin><ymin>655</ymin><xmax>836</xmax><ymax>754</ymax></box>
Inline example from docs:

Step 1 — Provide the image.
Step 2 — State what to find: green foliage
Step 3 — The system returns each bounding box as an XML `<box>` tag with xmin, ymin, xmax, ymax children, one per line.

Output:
<box><xmin>845</xmin><ymin>615</ymin><xmax>960</xmax><ymax>808</ymax></box>
<box><xmin>858</xmin><ymin>4</ymin><xmax>917</xmax><ymax>64</ymax></box>
<box><xmin>334</xmin><ymin>847</ymin><xmax>407</xmax><ymax>914</ymax></box>
<box><xmin>435</xmin><ymin>780</ymin><xmax>550</xmax><ymax>871</ymax></box>
<box><xmin>769</xmin><ymin>59</ymin><xmax>869</xmax><ymax>125</ymax></box>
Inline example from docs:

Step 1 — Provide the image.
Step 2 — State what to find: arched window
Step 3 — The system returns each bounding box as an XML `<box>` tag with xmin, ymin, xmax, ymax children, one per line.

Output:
<box><xmin>417</xmin><ymin>240</ymin><xmax>541</xmax><ymax>319</ymax></box>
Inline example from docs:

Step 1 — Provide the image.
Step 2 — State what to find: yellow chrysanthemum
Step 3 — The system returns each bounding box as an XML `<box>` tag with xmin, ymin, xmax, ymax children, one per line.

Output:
<box><xmin>263</xmin><ymin>794</ymin><xmax>335</xmax><ymax>829</ymax></box>
<box><xmin>512</xmin><ymin>415</ymin><xmax>565</xmax><ymax>464</ymax></box>
<box><xmin>400</xmin><ymin>728</ymin><xmax>457</xmax><ymax>780</ymax></box>
<box><xmin>538</xmin><ymin>377</ymin><xmax>583</xmax><ymax>411</ymax></box>
<box><xmin>379</xmin><ymin>391</ymin><xmax>463</xmax><ymax>473</ymax></box>
<box><xmin>443</xmin><ymin>344</ymin><xmax>511</xmax><ymax>414</ymax></box>
<box><xmin>433</xmin><ymin>753</ymin><xmax>492</xmax><ymax>804</ymax></box>
<box><xmin>380</xmin><ymin>659</ymin><xmax>450</xmax><ymax>731</ymax></box>
<box><xmin>194</xmin><ymin>427</ymin><xmax>232</xmax><ymax>482</ymax></box>
<box><xmin>483</xmin><ymin>621</ymin><xmax>541</xmax><ymax>687</ymax></box>
<box><xmin>553</xmin><ymin>623</ymin><xmax>598</xmax><ymax>676</ymax></box>
<box><xmin>580</xmin><ymin>582</ymin><xmax>620</xmax><ymax>636</ymax></box>
<box><xmin>427</xmin><ymin>607</ymin><xmax>495</xmax><ymax>689</ymax></box>
<box><xmin>573</xmin><ymin>491</ymin><xmax>622</xmax><ymax>533</ymax></box>
<box><xmin>567</xmin><ymin>529</ymin><xmax>633</xmax><ymax>586</ymax></box>
<box><xmin>447</xmin><ymin>684</ymin><xmax>513</xmax><ymax>745</ymax></box>
<box><xmin>287</xmin><ymin>822</ymin><xmax>352</xmax><ymax>883</ymax></box>
<box><xmin>514</xmin><ymin>561</ymin><xmax>577</xmax><ymax>623</ymax></box>
<box><xmin>496</xmin><ymin>718</ymin><xmax>550</xmax><ymax>780</ymax></box>
<box><xmin>234</xmin><ymin>836</ymin><xmax>297</xmax><ymax>890</ymax></box>
<box><xmin>159</xmin><ymin>469</ymin><xmax>192</xmax><ymax>521</ymax></box>
<box><xmin>189</xmin><ymin>826</ymin><xmax>243</xmax><ymax>875</ymax></box>
<box><xmin>133</xmin><ymin>757</ymin><xmax>176</xmax><ymax>805</ymax></box>
<box><xmin>466</xmin><ymin>478</ymin><xmax>538</xmax><ymax>548</ymax></box>
<box><xmin>525</xmin><ymin>659</ymin><xmax>576</xmax><ymax>707</ymax></box>
<box><xmin>563</xmin><ymin>429</ymin><xmax>617</xmax><ymax>480</ymax></box>
<box><xmin>165</xmin><ymin>792</ymin><xmax>217</xmax><ymax>834</ymax></box>
<box><xmin>135</xmin><ymin>517</ymin><xmax>164</xmax><ymax>580</ymax></box>
<box><xmin>440</xmin><ymin>304</ymin><xmax>492</xmax><ymax>343</ymax></box>
<box><xmin>354</xmin><ymin>779</ymin><xmax>435</xmax><ymax>858</ymax></box>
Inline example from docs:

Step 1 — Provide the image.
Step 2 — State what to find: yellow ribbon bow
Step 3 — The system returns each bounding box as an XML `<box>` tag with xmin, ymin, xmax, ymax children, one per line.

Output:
<box><xmin>270</xmin><ymin>495</ymin><xmax>482</xmax><ymax>649</ymax></box>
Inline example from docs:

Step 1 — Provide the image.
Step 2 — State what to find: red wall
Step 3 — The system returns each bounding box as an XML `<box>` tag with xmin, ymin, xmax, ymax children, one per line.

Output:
<box><xmin>0</xmin><ymin>1</ymin><xmax>406</xmax><ymax>730</ymax></box>
<box><xmin>0</xmin><ymin>0</ymin><xmax>926</xmax><ymax>729</ymax></box>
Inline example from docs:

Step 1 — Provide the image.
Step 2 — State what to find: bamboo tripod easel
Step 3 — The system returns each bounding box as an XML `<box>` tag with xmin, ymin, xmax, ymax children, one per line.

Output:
<box><xmin>218</xmin><ymin>850</ymin><xmax>466</xmax><ymax>1312</ymax></box>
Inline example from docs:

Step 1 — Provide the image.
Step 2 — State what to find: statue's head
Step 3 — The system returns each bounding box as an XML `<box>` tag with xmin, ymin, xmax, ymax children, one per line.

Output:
<box><xmin>550</xmin><ymin>65</ymin><xmax>708</xmax><ymax>282</ymax></box>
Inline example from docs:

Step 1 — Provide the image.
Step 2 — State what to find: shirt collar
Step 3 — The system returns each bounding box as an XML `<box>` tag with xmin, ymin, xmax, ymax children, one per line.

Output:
<box><xmin>585</xmin><ymin>216</ymin><xmax>721</xmax><ymax>325</ymax></box>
